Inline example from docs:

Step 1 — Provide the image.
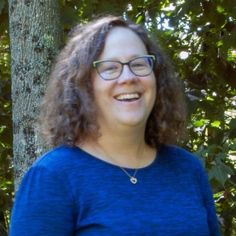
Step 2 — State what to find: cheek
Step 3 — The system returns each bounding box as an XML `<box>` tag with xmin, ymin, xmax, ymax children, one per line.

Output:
<box><xmin>92</xmin><ymin>76</ymin><xmax>115</xmax><ymax>104</ymax></box>
<box><xmin>92</xmin><ymin>74</ymin><xmax>104</xmax><ymax>98</ymax></box>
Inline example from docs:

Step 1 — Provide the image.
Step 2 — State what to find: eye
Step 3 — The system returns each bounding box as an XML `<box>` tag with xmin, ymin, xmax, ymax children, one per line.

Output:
<box><xmin>131</xmin><ymin>58</ymin><xmax>149</xmax><ymax>70</ymax></box>
<box><xmin>132</xmin><ymin>62</ymin><xmax>147</xmax><ymax>67</ymax></box>
<box><xmin>104</xmin><ymin>65</ymin><xmax>119</xmax><ymax>72</ymax></box>
<box><xmin>99</xmin><ymin>62</ymin><xmax>120</xmax><ymax>74</ymax></box>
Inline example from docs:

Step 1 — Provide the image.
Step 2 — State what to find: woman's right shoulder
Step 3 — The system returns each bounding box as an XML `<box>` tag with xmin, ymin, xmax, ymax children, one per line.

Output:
<box><xmin>31</xmin><ymin>145</ymin><xmax>86</xmax><ymax>173</ymax></box>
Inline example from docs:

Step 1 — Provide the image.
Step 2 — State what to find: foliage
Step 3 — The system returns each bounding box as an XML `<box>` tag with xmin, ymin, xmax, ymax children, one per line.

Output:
<box><xmin>124</xmin><ymin>1</ymin><xmax>236</xmax><ymax>234</ymax></box>
<box><xmin>0</xmin><ymin>0</ymin><xmax>13</xmax><ymax>235</ymax></box>
<box><xmin>1</xmin><ymin>0</ymin><xmax>235</xmax><ymax>235</ymax></box>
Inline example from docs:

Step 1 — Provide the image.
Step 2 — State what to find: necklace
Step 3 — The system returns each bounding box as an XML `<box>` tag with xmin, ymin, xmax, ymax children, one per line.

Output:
<box><xmin>108</xmin><ymin>156</ymin><xmax>139</xmax><ymax>184</ymax></box>
<box><xmin>119</xmin><ymin>167</ymin><xmax>138</xmax><ymax>184</ymax></box>
<box><xmin>95</xmin><ymin>143</ymin><xmax>143</xmax><ymax>184</ymax></box>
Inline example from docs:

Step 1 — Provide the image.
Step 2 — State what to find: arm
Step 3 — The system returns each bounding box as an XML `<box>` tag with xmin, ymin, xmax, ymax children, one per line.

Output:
<box><xmin>198</xmin><ymin>165</ymin><xmax>221</xmax><ymax>236</ymax></box>
<box><xmin>10</xmin><ymin>165</ymin><xmax>76</xmax><ymax>236</ymax></box>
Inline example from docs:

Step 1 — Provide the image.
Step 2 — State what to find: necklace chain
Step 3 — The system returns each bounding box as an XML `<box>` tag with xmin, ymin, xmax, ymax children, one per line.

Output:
<box><xmin>92</xmin><ymin>144</ymin><xmax>146</xmax><ymax>184</ymax></box>
<box><xmin>119</xmin><ymin>167</ymin><xmax>138</xmax><ymax>184</ymax></box>
<box><xmin>96</xmin><ymin>144</ymin><xmax>141</xmax><ymax>184</ymax></box>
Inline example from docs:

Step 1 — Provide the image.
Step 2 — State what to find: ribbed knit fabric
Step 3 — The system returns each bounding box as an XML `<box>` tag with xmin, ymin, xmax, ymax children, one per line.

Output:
<box><xmin>10</xmin><ymin>145</ymin><xmax>221</xmax><ymax>236</ymax></box>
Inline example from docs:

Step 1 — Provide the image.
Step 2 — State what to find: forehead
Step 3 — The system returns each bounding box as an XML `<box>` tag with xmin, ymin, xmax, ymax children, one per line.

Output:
<box><xmin>99</xmin><ymin>26</ymin><xmax>148</xmax><ymax>60</ymax></box>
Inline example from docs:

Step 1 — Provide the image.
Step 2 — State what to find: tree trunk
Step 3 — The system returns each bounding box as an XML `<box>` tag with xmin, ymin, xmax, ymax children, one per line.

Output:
<box><xmin>8</xmin><ymin>0</ymin><xmax>61</xmax><ymax>190</ymax></box>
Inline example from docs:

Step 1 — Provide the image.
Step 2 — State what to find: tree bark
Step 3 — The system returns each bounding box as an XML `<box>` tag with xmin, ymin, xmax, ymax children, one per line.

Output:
<box><xmin>8</xmin><ymin>0</ymin><xmax>61</xmax><ymax>189</ymax></box>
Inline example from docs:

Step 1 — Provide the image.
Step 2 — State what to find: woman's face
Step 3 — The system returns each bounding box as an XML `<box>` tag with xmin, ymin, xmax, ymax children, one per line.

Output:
<box><xmin>92</xmin><ymin>26</ymin><xmax>156</xmax><ymax>133</ymax></box>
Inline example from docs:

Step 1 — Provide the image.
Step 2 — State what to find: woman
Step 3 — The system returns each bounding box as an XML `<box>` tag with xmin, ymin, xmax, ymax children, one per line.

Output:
<box><xmin>10</xmin><ymin>16</ymin><xmax>220</xmax><ymax>235</ymax></box>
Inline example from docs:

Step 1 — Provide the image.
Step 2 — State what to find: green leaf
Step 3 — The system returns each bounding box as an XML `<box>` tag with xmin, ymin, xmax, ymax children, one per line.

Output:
<box><xmin>136</xmin><ymin>15</ymin><xmax>143</xmax><ymax>24</ymax></box>
<box><xmin>209</xmin><ymin>165</ymin><xmax>228</xmax><ymax>186</ymax></box>
<box><xmin>193</xmin><ymin>119</ymin><xmax>209</xmax><ymax>127</ymax></box>
<box><xmin>216</xmin><ymin>40</ymin><xmax>223</xmax><ymax>47</ymax></box>
<box><xmin>216</xmin><ymin>5</ymin><xmax>225</xmax><ymax>14</ymax></box>
<box><xmin>209</xmin><ymin>163</ymin><xmax>231</xmax><ymax>186</ymax></box>
<box><xmin>210</xmin><ymin>120</ymin><xmax>221</xmax><ymax>128</ymax></box>
<box><xmin>206</xmin><ymin>96</ymin><xmax>214</xmax><ymax>101</ymax></box>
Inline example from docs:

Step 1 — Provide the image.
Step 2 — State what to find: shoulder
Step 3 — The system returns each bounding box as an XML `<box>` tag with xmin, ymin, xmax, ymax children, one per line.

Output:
<box><xmin>30</xmin><ymin>145</ymin><xmax>87</xmax><ymax>174</ymax></box>
<box><xmin>18</xmin><ymin>145</ymin><xmax>88</xmax><ymax>192</ymax></box>
<box><xmin>159</xmin><ymin>144</ymin><xmax>199</xmax><ymax>161</ymax></box>
<box><xmin>159</xmin><ymin>145</ymin><xmax>204</xmax><ymax>172</ymax></box>
<box><xmin>158</xmin><ymin>145</ymin><xmax>211</xmax><ymax>192</ymax></box>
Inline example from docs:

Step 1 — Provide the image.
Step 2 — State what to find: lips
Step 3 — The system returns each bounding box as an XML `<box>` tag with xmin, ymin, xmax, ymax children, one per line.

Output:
<box><xmin>114</xmin><ymin>92</ymin><xmax>141</xmax><ymax>102</ymax></box>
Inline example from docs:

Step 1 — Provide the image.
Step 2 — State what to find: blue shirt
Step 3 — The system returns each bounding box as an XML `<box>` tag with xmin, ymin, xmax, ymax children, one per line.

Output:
<box><xmin>10</xmin><ymin>145</ymin><xmax>221</xmax><ymax>235</ymax></box>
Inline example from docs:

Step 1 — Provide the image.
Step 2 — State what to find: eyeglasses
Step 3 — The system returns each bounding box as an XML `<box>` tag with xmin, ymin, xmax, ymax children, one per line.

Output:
<box><xmin>93</xmin><ymin>55</ymin><xmax>156</xmax><ymax>80</ymax></box>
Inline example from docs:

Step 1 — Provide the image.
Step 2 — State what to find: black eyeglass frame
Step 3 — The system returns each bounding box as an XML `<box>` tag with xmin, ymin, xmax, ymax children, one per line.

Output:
<box><xmin>92</xmin><ymin>55</ymin><xmax>156</xmax><ymax>81</ymax></box>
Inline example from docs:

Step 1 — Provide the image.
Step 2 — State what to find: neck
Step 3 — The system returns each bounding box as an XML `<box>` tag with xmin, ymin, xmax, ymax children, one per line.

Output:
<box><xmin>79</xmin><ymin>126</ymin><xmax>156</xmax><ymax>169</ymax></box>
<box><xmin>99</xmin><ymin>131</ymin><xmax>145</xmax><ymax>157</ymax></box>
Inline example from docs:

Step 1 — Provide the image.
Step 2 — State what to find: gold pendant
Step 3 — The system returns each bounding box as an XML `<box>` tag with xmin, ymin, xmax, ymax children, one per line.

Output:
<box><xmin>130</xmin><ymin>176</ymin><xmax>137</xmax><ymax>184</ymax></box>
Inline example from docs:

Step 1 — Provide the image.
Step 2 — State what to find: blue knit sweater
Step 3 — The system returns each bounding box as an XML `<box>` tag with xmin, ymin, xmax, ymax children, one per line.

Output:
<box><xmin>10</xmin><ymin>145</ymin><xmax>221</xmax><ymax>235</ymax></box>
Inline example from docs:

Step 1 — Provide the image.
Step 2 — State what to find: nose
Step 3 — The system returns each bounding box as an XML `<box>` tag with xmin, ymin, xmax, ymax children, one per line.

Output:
<box><xmin>117</xmin><ymin>65</ymin><xmax>137</xmax><ymax>84</ymax></box>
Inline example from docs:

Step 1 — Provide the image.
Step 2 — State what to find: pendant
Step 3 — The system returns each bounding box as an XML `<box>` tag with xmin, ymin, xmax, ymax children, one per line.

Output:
<box><xmin>130</xmin><ymin>176</ymin><xmax>137</xmax><ymax>184</ymax></box>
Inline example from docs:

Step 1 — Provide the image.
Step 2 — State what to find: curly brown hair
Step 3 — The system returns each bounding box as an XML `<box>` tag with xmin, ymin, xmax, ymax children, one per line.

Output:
<box><xmin>39</xmin><ymin>15</ymin><xmax>186</xmax><ymax>147</ymax></box>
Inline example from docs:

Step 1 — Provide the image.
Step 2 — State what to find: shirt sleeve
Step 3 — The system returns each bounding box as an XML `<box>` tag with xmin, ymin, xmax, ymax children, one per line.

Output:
<box><xmin>10</xmin><ymin>165</ymin><xmax>76</xmax><ymax>236</ymax></box>
<box><xmin>197</xmin><ymin>164</ymin><xmax>222</xmax><ymax>236</ymax></box>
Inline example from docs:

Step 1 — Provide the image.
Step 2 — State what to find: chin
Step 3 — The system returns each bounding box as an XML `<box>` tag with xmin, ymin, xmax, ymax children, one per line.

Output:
<box><xmin>118</xmin><ymin>116</ymin><xmax>147</xmax><ymax>127</ymax></box>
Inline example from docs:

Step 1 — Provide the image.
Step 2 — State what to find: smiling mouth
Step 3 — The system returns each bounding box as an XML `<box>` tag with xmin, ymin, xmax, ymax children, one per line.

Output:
<box><xmin>114</xmin><ymin>93</ymin><xmax>141</xmax><ymax>102</ymax></box>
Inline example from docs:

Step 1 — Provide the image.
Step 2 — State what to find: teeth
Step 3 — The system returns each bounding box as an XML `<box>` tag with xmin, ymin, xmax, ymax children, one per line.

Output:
<box><xmin>115</xmin><ymin>93</ymin><xmax>140</xmax><ymax>101</ymax></box>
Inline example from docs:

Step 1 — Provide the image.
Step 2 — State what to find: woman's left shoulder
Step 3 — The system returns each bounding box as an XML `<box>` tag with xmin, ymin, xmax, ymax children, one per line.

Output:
<box><xmin>159</xmin><ymin>145</ymin><xmax>204</xmax><ymax>170</ymax></box>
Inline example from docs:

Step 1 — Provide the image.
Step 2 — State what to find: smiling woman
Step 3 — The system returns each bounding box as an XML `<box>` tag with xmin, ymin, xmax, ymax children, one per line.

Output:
<box><xmin>37</xmin><ymin>16</ymin><xmax>187</xmax><ymax>148</ymax></box>
<box><xmin>9</xmin><ymin>16</ymin><xmax>221</xmax><ymax>236</ymax></box>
